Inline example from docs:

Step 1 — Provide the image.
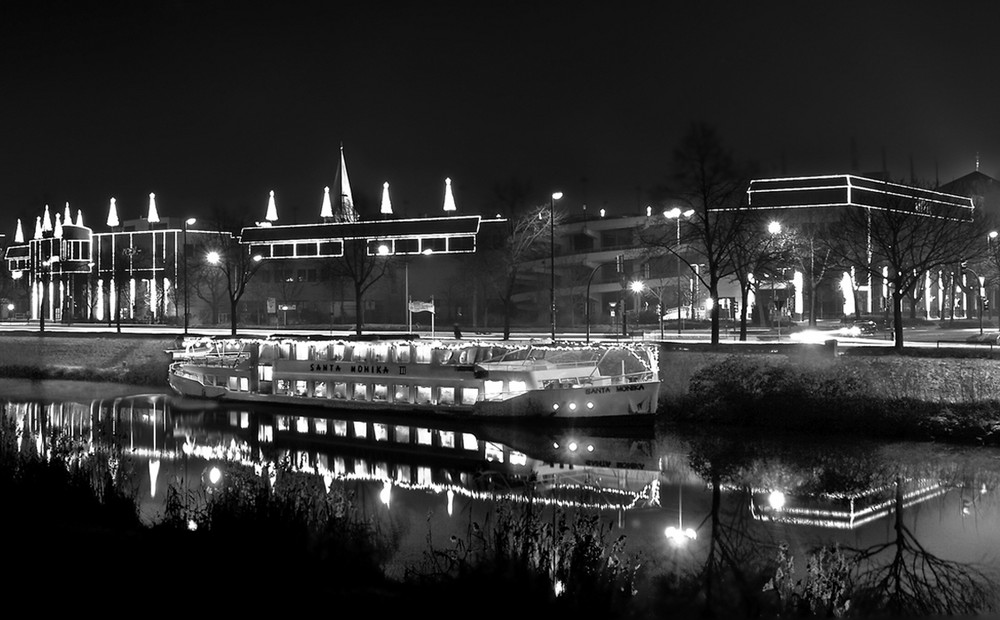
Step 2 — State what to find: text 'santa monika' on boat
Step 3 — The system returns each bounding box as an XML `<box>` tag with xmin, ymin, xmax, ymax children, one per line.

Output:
<box><xmin>167</xmin><ymin>335</ymin><xmax>661</xmax><ymax>423</ymax></box>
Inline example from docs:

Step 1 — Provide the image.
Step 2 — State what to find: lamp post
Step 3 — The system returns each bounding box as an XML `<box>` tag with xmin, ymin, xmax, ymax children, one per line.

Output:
<box><xmin>183</xmin><ymin>217</ymin><xmax>196</xmax><ymax>334</ymax></box>
<box><xmin>549</xmin><ymin>191</ymin><xmax>563</xmax><ymax>341</ymax></box>
<box><xmin>629</xmin><ymin>280</ymin><xmax>644</xmax><ymax>338</ymax></box>
<box><xmin>665</xmin><ymin>208</ymin><xmax>694</xmax><ymax>334</ymax></box>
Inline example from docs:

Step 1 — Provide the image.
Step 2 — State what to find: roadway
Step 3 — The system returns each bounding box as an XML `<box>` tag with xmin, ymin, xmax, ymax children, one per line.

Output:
<box><xmin>2</xmin><ymin>319</ymin><xmax>997</xmax><ymax>351</ymax></box>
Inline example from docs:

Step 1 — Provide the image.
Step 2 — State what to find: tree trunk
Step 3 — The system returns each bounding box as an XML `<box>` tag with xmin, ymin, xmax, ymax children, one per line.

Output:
<box><xmin>230</xmin><ymin>298</ymin><xmax>239</xmax><ymax>336</ymax></box>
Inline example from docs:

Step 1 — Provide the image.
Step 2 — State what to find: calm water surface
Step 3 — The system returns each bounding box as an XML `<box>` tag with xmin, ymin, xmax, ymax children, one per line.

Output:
<box><xmin>3</xmin><ymin>379</ymin><xmax>998</xmax><ymax>600</ymax></box>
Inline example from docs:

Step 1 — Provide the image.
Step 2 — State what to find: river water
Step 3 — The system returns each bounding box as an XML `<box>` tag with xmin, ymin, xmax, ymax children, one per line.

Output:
<box><xmin>3</xmin><ymin>378</ymin><xmax>999</xmax><ymax>611</ymax></box>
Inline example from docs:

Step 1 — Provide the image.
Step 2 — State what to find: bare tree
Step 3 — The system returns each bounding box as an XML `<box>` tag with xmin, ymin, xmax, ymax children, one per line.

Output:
<box><xmin>199</xmin><ymin>219</ymin><xmax>263</xmax><ymax>336</ymax></box>
<box><xmin>474</xmin><ymin>202</ymin><xmax>564</xmax><ymax>340</ymax></box>
<box><xmin>828</xmin><ymin>181</ymin><xmax>988</xmax><ymax>349</ymax></box>
<box><xmin>727</xmin><ymin>215</ymin><xmax>794</xmax><ymax>340</ymax></box>
<box><xmin>325</xmin><ymin>239</ymin><xmax>394</xmax><ymax>336</ymax></box>
<box><xmin>639</xmin><ymin>122</ymin><xmax>754</xmax><ymax>344</ymax></box>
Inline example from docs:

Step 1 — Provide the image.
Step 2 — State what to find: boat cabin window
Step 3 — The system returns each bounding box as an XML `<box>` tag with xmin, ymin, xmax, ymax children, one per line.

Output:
<box><xmin>439</xmin><ymin>430</ymin><xmax>455</xmax><ymax>449</ymax></box>
<box><xmin>258</xmin><ymin>365</ymin><xmax>273</xmax><ymax>381</ymax></box>
<box><xmin>439</xmin><ymin>386</ymin><xmax>455</xmax><ymax>405</ymax></box>
<box><xmin>394</xmin><ymin>425</ymin><xmax>410</xmax><ymax>443</ymax></box>
<box><xmin>509</xmin><ymin>380</ymin><xmax>527</xmax><ymax>393</ymax></box>
<box><xmin>331</xmin><ymin>344</ymin><xmax>345</xmax><ymax>361</ymax></box>
<box><xmin>372</xmin><ymin>345</ymin><xmax>389</xmax><ymax>362</ymax></box>
<box><xmin>414</xmin><ymin>345</ymin><xmax>432</xmax><ymax>364</ymax></box>
<box><xmin>394</xmin><ymin>345</ymin><xmax>411</xmax><ymax>363</ymax></box>
<box><xmin>333</xmin><ymin>382</ymin><xmax>347</xmax><ymax>399</ymax></box>
<box><xmin>373</xmin><ymin>423</ymin><xmax>389</xmax><ymax>442</ymax></box>
<box><xmin>294</xmin><ymin>344</ymin><xmax>310</xmax><ymax>361</ymax></box>
<box><xmin>313</xmin><ymin>381</ymin><xmax>327</xmax><ymax>398</ymax></box>
<box><xmin>433</xmin><ymin>349</ymin><xmax>455</xmax><ymax>365</ymax></box>
<box><xmin>484</xmin><ymin>380</ymin><xmax>503</xmax><ymax>396</ymax></box>
<box><xmin>295</xmin><ymin>380</ymin><xmax>308</xmax><ymax>396</ymax></box>
<box><xmin>373</xmin><ymin>383</ymin><xmax>388</xmax><ymax>402</ymax></box>
<box><xmin>315</xmin><ymin>419</ymin><xmax>328</xmax><ymax>435</ymax></box>
<box><xmin>276</xmin><ymin>379</ymin><xmax>289</xmax><ymax>393</ymax></box>
<box><xmin>352</xmin><ymin>344</ymin><xmax>370</xmax><ymax>362</ymax></box>
<box><xmin>332</xmin><ymin>419</ymin><xmax>348</xmax><ymax>437</ymax></box>
<box><xmin>415</xmin><ymin>386</ymin><xmax>433</xmax><ymax>404</ymax></box>
<box><xmin>461</xmin><ymin>387</ymin><xmax>478</xmax><ymax>405</ymax></box>
<box><xmin>277</xmin><ymin>344</ymin><xmax>292</xmax><ymax>359</ymax></box>
<box><xmin>394</xmin><ymin>384</ymin><xmax>412</xmax><ymax>403</ymax></box>
<box><xmin>353</xmin><ymin>383</ymin><xmax>368</xmax><ymax>401</ymax></box>
<box><xmin>416</xmin><ymin>427</ymin><xmax>432</xmax><ymax>445</ymax></box>
<box><xmin>353</xmin><ymin>421</ymin><xmax>368</xmax><ymax>439</ymax></box>
<box><xmin>458</xmin><ymin>347</ymin><xmax>478</xmax><ymax>364</ymax></box>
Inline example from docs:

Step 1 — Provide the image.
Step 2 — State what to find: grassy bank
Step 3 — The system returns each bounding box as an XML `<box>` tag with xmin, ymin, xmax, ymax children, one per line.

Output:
<box><xmin>0</xmin><ymin>332</ymin><xmax>174</xmax><ymax>386</ymax></box>
<box><xmin>660</xmin><ymin>351</ymin><xmax>1000</xmax><ymax>446</ymax></box>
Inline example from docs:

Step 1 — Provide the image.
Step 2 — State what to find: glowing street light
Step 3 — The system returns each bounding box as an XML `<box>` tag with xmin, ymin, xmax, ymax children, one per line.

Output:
<box><xmin>664</xmin><ymin>484</ymin><xmax>697</xmax><ymax>546</ymax></box>
<box><xmin>665</xmin><ymin>208</ymin><xmax>695</xmax><ymax>334</ymax></box>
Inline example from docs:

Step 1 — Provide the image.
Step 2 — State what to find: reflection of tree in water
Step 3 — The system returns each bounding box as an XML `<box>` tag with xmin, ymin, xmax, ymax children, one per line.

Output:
<box><xmin>664</xmin><ymin>429</ymin><xmax>999</xmax><ymax>618</ymax></box>
<box><xmin>846</xmin><ymin>476</ymin><xmax>996</xmax><ymax>617</ymax></box>
<box><xmin>649</xmin><ymin>432</ymin><xmax>785</xmax><ymax>618</ymax></box>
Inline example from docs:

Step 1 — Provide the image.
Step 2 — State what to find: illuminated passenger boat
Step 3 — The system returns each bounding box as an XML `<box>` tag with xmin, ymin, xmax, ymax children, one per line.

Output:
<box><xmin>167</xmin><ymin>335</ymin><xmax>661</xmax><ymax>422</ymax></box>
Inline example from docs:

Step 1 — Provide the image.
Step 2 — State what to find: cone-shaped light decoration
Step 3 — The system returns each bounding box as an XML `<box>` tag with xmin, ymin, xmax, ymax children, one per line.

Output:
<box><xmin>63</xmin><ymin>202</ymin><xmax>72</xmax><ymax>225</ymax></box>
<box><xmin>320</xmin><ymin>186</ymin><xmax>333</xmax><ymax>219</ymax></box>
<box><xmin>42</xmin><ymin>204</ymin><xmax>53</xmax><ymax>232</ymax></box>
<box><xmin>54</xmin><ymin>213</ymin><xmax>63</xmax><ymax>238</ymax></box>
<box><xmin>147</xmin><ymin>192</ymin><xmax>160</xmax><ymax>223</ymax></box>
<box><xmin>107</xmin><ymin>197</ymin><xmax>120</xmax><ymax>228</ymax></box>
<box><xmin>380</xmin><ymin>182</ymin><xmax>393</xmax><ymax>215</ymax></box>
<box><xmin>443</xmin><ymin>177</ymin><xmax>457</xmax><ymax>212</ymax></box>
<box><xmin>265</xmin><ymin>190</ymin><xmax>279</xmax><ymax>222</ymax></box>
<box><xmin>334</xmin><ymin>143</ymin><xmax>358</xmax><ymax>223</ymax></box>
<box><xmin>14</xmin><ymin>219</ymin><xmax>24</xmax><ymax>244</ymax></box>
<box><xmin>75</xmin><ymin>209</ymin><xmax>83</xmax><ymax>227</ymax></box>
<box><xmin>34</xmin><ymin>216</ymin><xmax>42</xmax><ymax>240</ymax></box>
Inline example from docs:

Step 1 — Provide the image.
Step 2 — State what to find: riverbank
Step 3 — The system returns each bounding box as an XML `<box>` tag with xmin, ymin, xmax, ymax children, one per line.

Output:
<box><xmin>0</xmin><ymin>332</ymin><xmax>175</xmax><ymax>386</ymax></box>
<box><xmin>2</xmin><ymin>333</ymin><xmax>999</xmax><ymax>446</ymax></box>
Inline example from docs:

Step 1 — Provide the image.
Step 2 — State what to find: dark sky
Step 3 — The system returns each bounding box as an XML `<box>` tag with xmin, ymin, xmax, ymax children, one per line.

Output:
<box><xmin>3</xmin><ymin>0</ymin><xmax>1000</xmax><ymax>239</ymax></box>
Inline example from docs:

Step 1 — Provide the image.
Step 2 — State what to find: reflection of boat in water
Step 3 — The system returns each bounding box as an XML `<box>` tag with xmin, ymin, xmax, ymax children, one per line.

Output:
<box><xmin>167</xmin><ymin>335</ymin><xmax>661</xmax><ymax>423</ymax></box>
<box><xmin>744</xmin><ymin>480</ymin><xmax>946</xmax><ymax>529</ymax></box>
<box><xmin>3</xmin><ymin>392</ymin><xmax>663</xmax><ymax>512</ymax></box>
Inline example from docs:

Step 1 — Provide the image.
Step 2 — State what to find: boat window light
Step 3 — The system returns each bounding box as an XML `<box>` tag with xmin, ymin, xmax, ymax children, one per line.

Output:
<box><xmin>552</xmin><ymin>403</ymin><xmax>560</xmax><ymax>411</ymax></box>
<box><xmin>568</xmin><ymin>442</ymin><xmax>578</xmax><ymax>451</ymax></box>
<box><xmin>568</xmin><ymin>402</ymin><xmax>577</xmax><ymax>411</ymax></box>
<box><xmin>586</xmin><ymin>402</ymin><xmax>594</xmax><ymax>409</ymax></box>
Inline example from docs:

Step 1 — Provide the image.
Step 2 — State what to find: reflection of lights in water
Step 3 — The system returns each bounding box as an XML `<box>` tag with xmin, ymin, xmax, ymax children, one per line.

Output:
<box><xmin>208</xmin><ymin>466</ymin><xmax>222</xmax><ymax>485</ymax></box>
<box><xmin>148</xmin><ymin>459</ymin><xmax>160</xmax><ymax>498</ymax></box>
<box><xmin>187</xmin><ymin>520</ymin><xmax>197</xmax><ymax>531</ymax></box>
<box><xmin>447</xmin><ymin>489</ymin><xmax>455</xmax><ymax>516</ymax></box>
<box><xmin>553</xmin><ymin>580</ymin><xmax>565</xmax><ymax>597</ymax></box>
<box><xmin>380</xmin><ymin>481</ymin><xmax>392</xmax><ymax>507</ymax></box>
<box><xmin>664</xmin><ymin>484</ymin><xmax>697</xmax><ymax>546</ymax></box>
<box><xmin>664</xmin><ymin>526</ymin><xmax>697</xmax><ymax>545</ymax></box>
<box><xmin>768</xmin><ymin>490</ymin><xmax>786</xmax><ymax>510</ymax></box>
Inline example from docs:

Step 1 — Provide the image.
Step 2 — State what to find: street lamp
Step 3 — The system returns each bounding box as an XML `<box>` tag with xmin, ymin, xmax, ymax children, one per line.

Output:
<box><xmin>550</xmin><ymin>191</ymin><xmax>563</xmax><ymax>341</ymax></box>
<box><xmin>665</xmin><ymin>208</ymin><xmax>694</xmax><ymax>334</ymax></box>
<box><xmin>629</xmin><ymin>280</ymin><xmax>644</xmax><ymax>338</ymax></box>
<box><xmin>183</xmin><ymin>217</ymin><xmax>196</xmax><ymax>334</ymax></box>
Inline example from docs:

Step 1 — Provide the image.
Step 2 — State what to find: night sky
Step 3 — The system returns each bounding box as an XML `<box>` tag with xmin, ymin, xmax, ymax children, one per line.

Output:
<box><xmin>3</xmin><ymin>1</ymin><xmax>1000</xmax><ymax>239</ymax></box>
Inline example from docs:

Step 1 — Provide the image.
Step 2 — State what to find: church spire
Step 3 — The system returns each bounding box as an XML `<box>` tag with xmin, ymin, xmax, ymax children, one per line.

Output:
<box><xmin>107</xmin><ymin>197</ymin><xmax>120</xmax><ymax>228</ymax></box>
<box><xmin>334</xmin><ymin>143</ymin><xmax>358</xmax><ymax>223</ymax></box>
<box><xmin>14</xmin><ymin>218</ymin><xmax>24</xmax><ymax>244</ymax></box>
<box><xmin>442</xmin><ymin>177</ymin><xmax>457</xmax><ymax>212</ymax></box>
<box><xmin>147</xmin><ymin>192</ymin><xmax>160</xmax><ymax>223</ymax></box>
<box><xmin>380</xmin><ymin>182</ymin><xmax>393</xmax><ymax>216</ymax></box>
<box><xmin>265</xmin><ymin>190</ymin><xmax>278</xmax><ymax>223</ymax></box>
